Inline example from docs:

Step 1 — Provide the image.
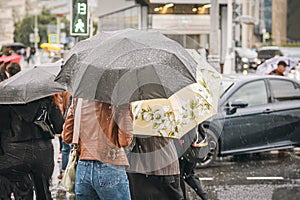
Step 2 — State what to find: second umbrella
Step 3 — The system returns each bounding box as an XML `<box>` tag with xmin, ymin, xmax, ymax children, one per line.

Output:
<box><xmin>0</xmin><ymin>61</ymin><xmax>66</xmax><ymax>104</ymax></box>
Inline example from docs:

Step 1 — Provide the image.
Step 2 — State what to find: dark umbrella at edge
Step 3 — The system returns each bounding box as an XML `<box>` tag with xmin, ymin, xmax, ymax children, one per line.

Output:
<box><xmin>0</xmin><ymin>61</ymin><xmax>66</xmax><ymax>104</ymax></box>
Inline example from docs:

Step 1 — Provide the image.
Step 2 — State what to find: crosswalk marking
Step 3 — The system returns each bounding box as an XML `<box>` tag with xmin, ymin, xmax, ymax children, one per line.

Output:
<box><xmin>246</xmin><ymin>177</ymin><xmax>284</xmax><ymax>180</ymax></box>
<box><xmin>199</xmin><ymin>177</ymin><xmax>214</xmax><ymax>181</ymax></box>
<box><xmin>197</xmin><ymin>177</ymin><xmax>285</xmax><ymax>181</ymax></box>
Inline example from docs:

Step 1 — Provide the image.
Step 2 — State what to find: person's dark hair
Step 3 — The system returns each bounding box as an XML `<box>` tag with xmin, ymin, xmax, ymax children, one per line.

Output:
<box><xmin>7</xmin><ymin>62</ymin><xmax>21</xmax><ymax>77</ymax></box>
<box><xmin>278</xmin><ymin>60</ymin><xmax>287</xmax><ymax>67</ymax></box>
<box><xmin>0</xmin><ymin>72</ymin><xmax>6</xmax><ymax>81</ymax></box>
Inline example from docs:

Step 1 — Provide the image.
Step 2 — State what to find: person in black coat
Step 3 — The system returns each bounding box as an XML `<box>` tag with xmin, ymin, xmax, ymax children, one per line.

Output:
<box><xmin>0</xmin><ymin>96</ymin><xmax>64</xmax><ymax>200</ymax></box>
<box><xmin>175</xmin><ymin>128</ymin><xmax>207</xmax><ymax>200</ymax></box>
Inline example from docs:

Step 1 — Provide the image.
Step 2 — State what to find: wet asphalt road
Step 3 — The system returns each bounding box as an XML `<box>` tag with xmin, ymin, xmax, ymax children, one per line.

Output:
<box><xmin>50</xmin><ymin>137</ymin><xmax>300</xmax><ymax>200</ymax></box>
<box><xmin>190</xmin><ymin>149</ymin><xmax>300</xmax><ymax>200</ymax></box>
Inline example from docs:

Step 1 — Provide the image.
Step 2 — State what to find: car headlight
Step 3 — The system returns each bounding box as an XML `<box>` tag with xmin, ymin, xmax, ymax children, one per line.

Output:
<box><xmin>241</xmin><ymin>57</ymin><xmax>249</xmax><ymax>63</ymax></box>
<box><xmin>257</xmin><ymin>59</ymin><xmax>262</xmax><ymax>65</ymax></box>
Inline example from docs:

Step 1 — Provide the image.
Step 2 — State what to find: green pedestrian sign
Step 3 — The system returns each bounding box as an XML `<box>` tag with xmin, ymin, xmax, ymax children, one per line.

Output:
<box><xmin>71</xmin><ymin>0</ymin><xmax>89</xmax><ymax>36</ymax></box>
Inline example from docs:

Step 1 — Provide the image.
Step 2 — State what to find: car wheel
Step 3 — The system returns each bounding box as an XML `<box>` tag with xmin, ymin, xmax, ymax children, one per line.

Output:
<box><xmin>198</xmin><ymin>128</ymin><xmax>219</xmax><ymax>168</ymax></box>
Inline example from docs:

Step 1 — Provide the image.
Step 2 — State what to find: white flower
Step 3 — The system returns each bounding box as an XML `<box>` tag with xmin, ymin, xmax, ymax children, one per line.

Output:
<box><xmin>152</xmin><ymin>109</ymin><xmax>165</xmax><ymax>124</ymax></box>
<box><xmin>154</xmin><ymin>126</ymin><xmax>168</xmax><ymax>137</ymax></box>
<box><xmin>142</xmin><ymin>111</ymin><xmax>153</xmax><ymax>121</ymax></box>
<box><xmin>167</xmin><ymin>113</ymin><xmax>175</xmax><ymax>122</ymax></box>
<box><xmin>164</xmin><ymin>118</ymin><xmax>176</xmax><ymax>132</ymax></box>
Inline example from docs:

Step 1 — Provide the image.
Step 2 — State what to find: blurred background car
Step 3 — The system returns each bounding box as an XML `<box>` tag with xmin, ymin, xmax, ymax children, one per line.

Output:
<box><xmin>198</xmin><ymin>74</ymin><xmax>300</xmax><ymax>167</ymax></box>
<box><xmin>256</xmin><ymin>46</ymin><xmax>283</xmax><ymax>66</ymax></box>
<box><xmin>235</xmin><ymin>47</ymin><xmax>258</xmax><ymax>73</ymax></box>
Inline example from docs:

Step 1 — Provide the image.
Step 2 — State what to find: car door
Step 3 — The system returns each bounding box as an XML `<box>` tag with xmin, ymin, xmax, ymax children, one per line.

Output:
<box><xmin>264</xmin><ymin>78</ymin><xmax>300</xmax><ymax>146</ymax></box>
<box><xmin>220</xmin><ymin>79</ymin><xmax>271</xmax><ymax>154</ymax></box>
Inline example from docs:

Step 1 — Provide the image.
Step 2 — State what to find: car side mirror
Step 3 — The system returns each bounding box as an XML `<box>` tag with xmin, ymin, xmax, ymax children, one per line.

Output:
<box><xmin>231</xmin><ymin>100</ymin><xmax>248</xmax><ymax>108</ymax></box>
<box><xmin>225</xmin><ymin>99</ymin><xmax>248</xmax><ymax>115</ymax></box>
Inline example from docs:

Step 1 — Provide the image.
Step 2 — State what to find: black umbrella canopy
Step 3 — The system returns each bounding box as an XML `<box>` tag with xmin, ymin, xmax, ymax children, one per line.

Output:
<box><xmin>2</xmin><ymin>42</ymin><xmax>26</xmax><ymax>49</ymax></box>
<box><xmin>55</xmin><ymin>29</ymin><xmax>198</xmax><ymax>105</ymax></box>
<box><xmin>0</xmin><ymin>61</ymin><xmax>66</xmax><ymax>104</ymax></box>
<box><xmin>2</xmin><ymin>42</ymin><xmax>26</xmax><ymax>53</ymax></box>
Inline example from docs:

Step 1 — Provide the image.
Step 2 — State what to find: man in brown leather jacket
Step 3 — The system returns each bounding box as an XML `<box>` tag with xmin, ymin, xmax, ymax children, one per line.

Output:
<box><xmin>62</xmin><ymin>98</ymin><xmax>133</xmax><ymax>200</ymax></box>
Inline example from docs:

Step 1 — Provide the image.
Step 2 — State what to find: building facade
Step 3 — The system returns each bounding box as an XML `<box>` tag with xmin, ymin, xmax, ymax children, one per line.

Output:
<box><xmin>1</xmin><ymin>0</ymin><xmax>296</xmax><ymax>65</ymax></box>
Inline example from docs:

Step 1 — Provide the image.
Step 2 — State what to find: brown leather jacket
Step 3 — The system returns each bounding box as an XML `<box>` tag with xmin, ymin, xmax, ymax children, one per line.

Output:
<box><xmin>62</xmin><ymin>98</ymin><xmax>133</xmax><ymax>166</ymax></box>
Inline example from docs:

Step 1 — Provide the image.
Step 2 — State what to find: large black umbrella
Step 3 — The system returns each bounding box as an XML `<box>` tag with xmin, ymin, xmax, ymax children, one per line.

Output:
<box><xmin>0</xmin><ymin>61</ymin><xmax>66</xmax><ymax>104</ymax></box>
<box><xmin>55</xmin><ymin>29</ymin><xmax>198</xmax><ymax>105</ymax></box>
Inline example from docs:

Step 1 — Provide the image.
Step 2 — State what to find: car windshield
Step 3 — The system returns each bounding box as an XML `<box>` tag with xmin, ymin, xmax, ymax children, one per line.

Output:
<box><xmin>258</xmin><ymin>49</ymin><xmax>283</xmax><ymax>58</ymax></box>
<box><xmin>235</xmin><ymin>48</ymin><xmax>257</xmax><ymax>59</ymax></box>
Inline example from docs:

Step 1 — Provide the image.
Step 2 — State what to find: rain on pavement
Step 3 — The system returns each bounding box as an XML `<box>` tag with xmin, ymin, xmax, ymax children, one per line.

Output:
<box><xmin>50</xmin><ymin>136</ymin><xmax>300</xmax><ymax>200</ymax></box>
<box><xmin>191</xmin><ymin>149</ymin><xmax>300</xmax><ymax>200</ymax></box>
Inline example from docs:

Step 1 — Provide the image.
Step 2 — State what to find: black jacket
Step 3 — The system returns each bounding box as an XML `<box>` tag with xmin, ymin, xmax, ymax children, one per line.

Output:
<box><xmin>0</xmin><ymin>97</ymin><xmax>64</xmax><ymax>142</ymax></box>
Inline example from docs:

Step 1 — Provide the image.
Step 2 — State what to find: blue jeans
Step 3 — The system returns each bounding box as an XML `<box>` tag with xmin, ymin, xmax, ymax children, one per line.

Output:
<box><xmin>61</xmin><ymin>141</ymin><xmax>70</xmax><ymax>171</ymax></box>
<box><xmin>75</xmin><ymin>160</ymin><xmax>131</xmax><ymax>200</ymax></box>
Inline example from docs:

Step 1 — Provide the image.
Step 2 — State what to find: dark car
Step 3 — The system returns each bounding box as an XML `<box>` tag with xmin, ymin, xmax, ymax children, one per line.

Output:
<box><xmin>256</xmin><ymin>46</ymin><xmax>283</xmax><ymax>65</ymax></box>
<box><xmin>235</xmin><ymin>47</ymin><xmax>257</xmax><ymax>73</ymax></box>
<box><xmin>198</xmin><ymin>74</ymin><xmax>300</xmax><ymax>167</ymax></box>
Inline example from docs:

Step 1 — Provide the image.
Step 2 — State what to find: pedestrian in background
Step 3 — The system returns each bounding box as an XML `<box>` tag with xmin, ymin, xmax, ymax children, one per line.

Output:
<box><xmin>268</xmin><ymin>60</ymin><xmax>291</xmax><ymax>157</ymax></box>
<box><xmin>30</xmin><ymin>46</ymin><xmax>36</xmax><ymax>65</ymax></box>
<box><xmin>268</xmin><ymin>60</ymin><xmax>287</xmax><ymax>76</ymax></box>
<box><xmin>0</xmin><ymin>61</ymin><xmax>11</xmax><ymax>80</ymax></box>
<box><xmin>7</xmin><ymin>62</ymin><xmax>21</xmax><ymax>77</ymax></box>
<box><xmin>0</xmin><ymin>72</ymin><xmax>5</xmax><ymax>82</ymax></box>
<box><xmin>62</xmin><ymin>98</ymin><xmax>133</xmax><ymax>200</ymax></box>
